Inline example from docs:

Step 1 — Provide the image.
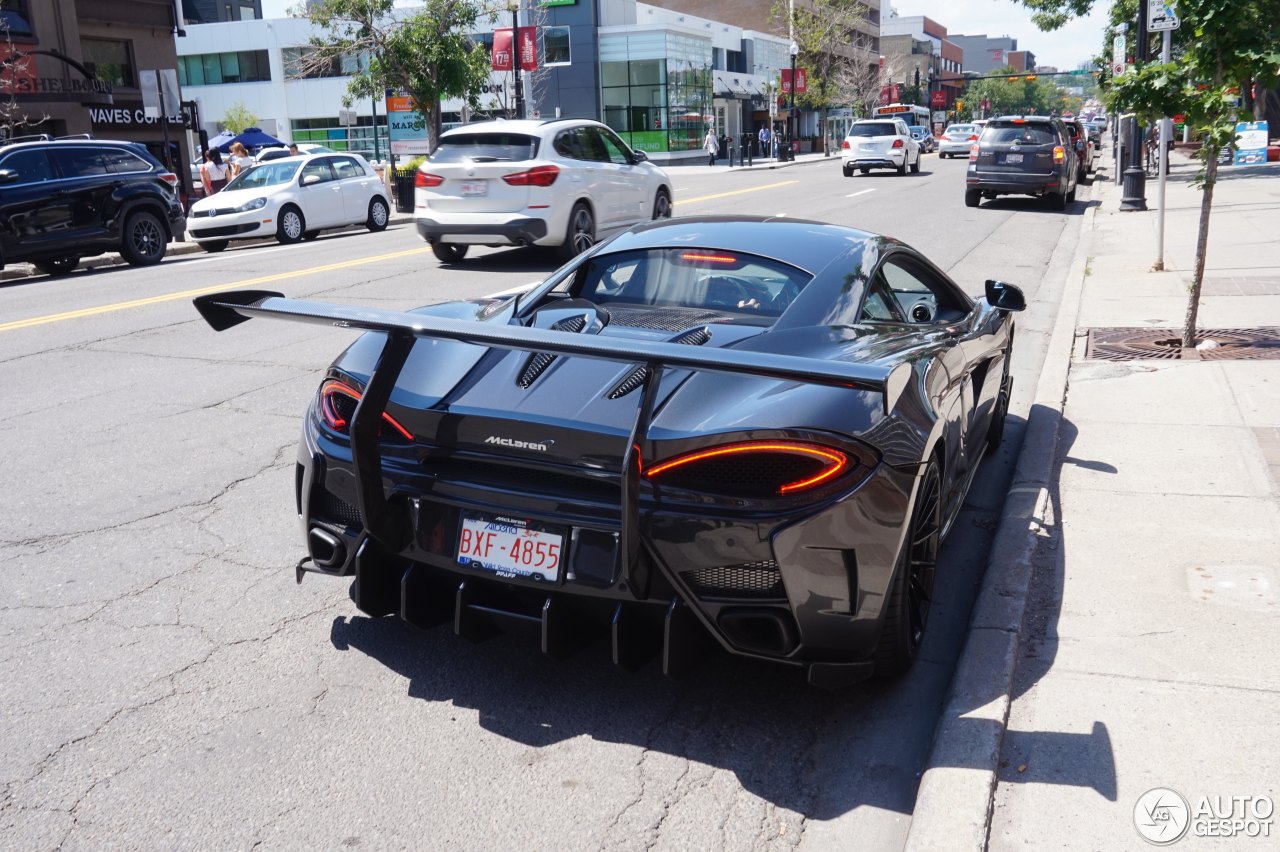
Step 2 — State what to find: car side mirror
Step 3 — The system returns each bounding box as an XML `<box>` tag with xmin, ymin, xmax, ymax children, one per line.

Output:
<box><xmin>301</xmin><ymin>174</ymin><xmax>321</xmax><ymax>187</ymax></box>
<box><xmin>0</xmin><ymin>169</ymin><xmax>18</xmax><ymax>185</ymax></box>
<box><xmin>985</xmin><ymin>279</ymin><xmax>1026</xmax><ymax>312</ymax></box>
<box><xmin>630</xmin><ymin>150</ymin><xmax>648</xmax><ymax>164</ymax></box>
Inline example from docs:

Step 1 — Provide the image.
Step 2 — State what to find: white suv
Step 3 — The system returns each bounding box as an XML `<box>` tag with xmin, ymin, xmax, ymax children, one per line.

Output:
<box><xmin>413</xmin><ymin>119</ymin><xmax>672</xmax><ymax>263</ymax></box>
<box><xmin>840</xmin><ymin>119</ymin><xmax>921</xmax><ymax>176</ymax></box>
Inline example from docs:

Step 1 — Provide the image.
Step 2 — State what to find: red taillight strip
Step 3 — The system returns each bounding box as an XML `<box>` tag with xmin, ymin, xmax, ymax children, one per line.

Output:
<box><xmin>319</xmin><ymin>379</ymin><xmax>414</xmax><ymax>441</ymax></box>
<box><xmin>415</xmin><ymin>172</ymin><xmax>444</xmax><ymax>187</ymax></box>
<box><xmin>680</xmin><ymin>252</ymin><xmax>738</xmax><ymax>264</ymax></box>
<box><xmin>645</xmin><ymin>441</ymin><xmax>850</xmax><ymax>494</ymax></box>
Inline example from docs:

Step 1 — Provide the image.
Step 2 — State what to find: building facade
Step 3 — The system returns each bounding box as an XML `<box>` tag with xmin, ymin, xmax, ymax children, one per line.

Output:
<box><xmin>880</xmin><ymin>14</ymin><xmax>964</xmax><ymax>112</ymax></box>
<box><xmin>949</xmin><ymin>34</ymin><xmax>1035</xmax><ymax>75</ymax></box>
<box><xmin>179</xmin><ymin>0</ymin><xmax>263</xmax><ymax>24</ymax></box>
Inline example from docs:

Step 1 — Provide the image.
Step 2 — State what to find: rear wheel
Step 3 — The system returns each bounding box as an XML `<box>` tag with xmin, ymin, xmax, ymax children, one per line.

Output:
<box><xmin>910</xmin><ymin>152</ymin><xmax>921</xmax><ymax>173</ymax></box>
<box><xmin>277</xmin><ymin>205</ymin><xmax>305</xmax><ymax>244</ymax></box>
<box><xmin>1066</xmin><ymin>184</ymin><xmax>1077</xmax><ymax>204</ymax></box>
<box><xmin>431</xmin><ymin>243</ymin><xmax>468</xmax><ymax>264</ymax></box>
<box><xmin>120</xmin><ymin>211</ymin><xmax>166</xmax><ymax>266</ymax></box>
<box><xmin>842</xmin><ymin>164</ymin><xmax>852</xmax><ymax>177</ymax></box>
<box><xmin>896</xmin><ymin>157</ymin><xmax>907</xmax><ymax>175</ymax></box>
<box><xmin>200</xmin><ymin>240</ymin><xmax>229</xmax><ymax>253</ymax></box>
<box><xmin>652</xmin><ymin>189</ymin><xmax>671</xmax><ymax>220</ymax></box>
<box><xmin>875</xmin><ymin>456</ymin><xmax>942</xmax><ymax>677</ymax></box>
<box><xmin>34</xmin><ymin>256</ymin><xmax>79</xmax><ymax>276</ymax></box>
<box><xmin>1047</xmin><ymin>191</ymin><xmax>1067</xmax><ymax>211</ymax></box>
<box><xmin>367</xmin><ymin>197</ymin><xmax>390</xmax><ymax>232</ymax></box>
<box><xmin>558</xmin><ymin>202</ymin><xmax>595</xmax><ymax>261</ymax></box>
<box><xmin>964</xmin><ymin>189</ymin><xmax>981</xmax><ymax>208</ymax></box>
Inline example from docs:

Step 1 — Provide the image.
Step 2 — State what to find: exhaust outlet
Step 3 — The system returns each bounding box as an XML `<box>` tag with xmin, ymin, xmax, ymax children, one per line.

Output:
<box><xmin>308</xmin><ymin>527</ymin><xmax>347</xmax><ymax>569</ymax></box>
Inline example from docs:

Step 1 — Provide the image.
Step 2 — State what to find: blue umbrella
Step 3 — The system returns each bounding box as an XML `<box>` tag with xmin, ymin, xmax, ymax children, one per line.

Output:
<box><xmin>214</xmin><ymin>126</ymin><xmax>286</xmax><ymax>153</ymax></box>
<box><xmin>206</xmin><ymin>129</ymin><xmax>236</xmax><ymax>152</ymax></box>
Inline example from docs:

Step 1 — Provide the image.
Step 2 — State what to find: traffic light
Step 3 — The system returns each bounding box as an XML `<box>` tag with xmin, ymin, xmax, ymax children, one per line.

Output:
<box><xmin>956</xmin><ymin>98</ymin><xmax>964</xmax><ymax>112</ymax></box>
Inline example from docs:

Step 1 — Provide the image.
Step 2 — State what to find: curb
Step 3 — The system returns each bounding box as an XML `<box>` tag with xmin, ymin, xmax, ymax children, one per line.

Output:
<box><xmin>0</xmin><ymin>213</ymin><xmax>417</xmax><ymax>283</ymax></box>
<box><xmin>903</xmin><ymin>197</ymin><xmax>1097</xmax><ymax>849</ymax></box>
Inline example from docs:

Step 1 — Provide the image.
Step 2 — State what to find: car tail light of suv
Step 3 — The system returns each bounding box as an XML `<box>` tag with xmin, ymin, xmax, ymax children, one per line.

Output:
<box><xmin>1053</xmin><ymin>146</ymin><xmax>1066</xmax><ymax>164</ymax></box>
<box><xmin>891</xmin><ymin>139</ymin><xmax>904</xmax><ymax>149</ymax></box>
<box><xmin>841</xmin><ymin>139</ymin><xmax>851</xmax><ymax>150</ymax></box>
<box><xmin>415</xmin><ymin>172</ymin><xmax>444</xmax><ymax>188</ymax></box>
<box><xmin>502</xmin><ymin>165</ymin><xmax>559</xmax><ymax>187</ymax></box>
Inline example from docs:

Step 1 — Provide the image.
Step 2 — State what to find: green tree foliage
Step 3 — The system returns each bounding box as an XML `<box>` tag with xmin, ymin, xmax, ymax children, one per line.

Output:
<box><xmin>305</xmin><ymin>0</ymin><xmax>492</xmax><ymax>151</ymax></box>
<box><xmin>962</xmin><ymin>68</ymin><xmax>1077</xmax><ymax>117</ymax></box>
<box><xmin>220</xmin><ymin>102</ymin><xmax>258</xmax><ymax>133</ymax></box>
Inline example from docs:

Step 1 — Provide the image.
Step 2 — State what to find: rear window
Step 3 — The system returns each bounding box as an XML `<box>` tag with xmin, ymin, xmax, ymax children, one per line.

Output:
<box><xmin>430</xmin><ymin>133</ymin><xmax>539</xmax><ymax>163</ymax></box>
<box><xmin>847</xmin><ymin>123</ymin><xmax>897</xmax><ymax>138</ymax></box>
<box><xmin>982</xmin><ymin>124</ymin><xmax>1058</xmax><ymax>145</ymax></box>
<box><xmin>946</xmin><ymin>125</ymin><xmax>974</xmax><ymax>135</ymax></box>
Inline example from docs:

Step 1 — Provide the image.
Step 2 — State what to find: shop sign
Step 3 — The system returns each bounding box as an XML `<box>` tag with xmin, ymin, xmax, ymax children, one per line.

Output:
<box><xmin>89</xmin><ymin>102</ymin><xmax>193</xmax><ymax>129</ymax></box>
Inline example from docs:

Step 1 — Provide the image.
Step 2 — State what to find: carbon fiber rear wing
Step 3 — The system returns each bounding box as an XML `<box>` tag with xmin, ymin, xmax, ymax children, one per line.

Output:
<box><xmin>194</xmin><ymin>290</ymin><xmax>910</xmax><ymax>587</ymax></box>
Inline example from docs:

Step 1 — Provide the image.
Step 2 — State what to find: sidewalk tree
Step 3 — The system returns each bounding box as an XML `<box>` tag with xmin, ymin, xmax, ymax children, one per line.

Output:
<box><xmin>219</xmin><ymin>102</ymin><xmax>258</xmax><ymax>134</ymax></box>
<box><xmin>1021</xmin><ymin>0</ymin><xmax>1278</xmax><ymax>349</ymax></box>
<box><xmin>781</xmin><ymin>0</ymin><xmax>878</xmax><ymax>133</ymax></box>
<box><xmin>302</xmin><ymin>0</ymin><xmax>491</xmax><ymax>150</ymax></box>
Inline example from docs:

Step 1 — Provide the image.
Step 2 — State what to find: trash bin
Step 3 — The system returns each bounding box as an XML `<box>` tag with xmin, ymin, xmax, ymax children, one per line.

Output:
<box><xmin>393</xmin><ymin>167</ymin><xmax>417</xmax><ymax>214</ymax></box>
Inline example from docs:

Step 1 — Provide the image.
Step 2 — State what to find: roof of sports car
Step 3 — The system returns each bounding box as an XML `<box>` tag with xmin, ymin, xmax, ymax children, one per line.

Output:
<box><xmin>603</xmin><ymin>216</ymin><xmax>881</xmax><ymax>274</ymax></box>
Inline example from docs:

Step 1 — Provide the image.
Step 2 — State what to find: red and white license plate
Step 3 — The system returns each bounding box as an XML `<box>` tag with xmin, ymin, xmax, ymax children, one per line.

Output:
<box><xmin>456</xmin><ymin>512</ymin><xmax>565</xmax><ymax>583</ymax></box>
<box><xmin>460</xmin><ymin>181</ymin><xmax>487</xmax><ymax>196</ymax></box>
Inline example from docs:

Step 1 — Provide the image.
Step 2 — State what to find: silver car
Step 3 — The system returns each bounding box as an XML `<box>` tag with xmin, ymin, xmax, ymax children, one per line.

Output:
<box><xmin>937</xmin><ymin>124</ymin><xmax>980</xmax><ymax>159</ymax></box>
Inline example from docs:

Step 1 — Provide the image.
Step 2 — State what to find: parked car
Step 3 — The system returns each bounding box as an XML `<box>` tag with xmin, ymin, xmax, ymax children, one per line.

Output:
<box><xmin>840</xmin><ymin>119</ymin><xmax>922</xmax><ymax>176</ymax></box>
<box><xmin>186</xmin><ymin>152</ymin><xmax>391</xmax><ymax>252</ymax></box>
<box><xmin>938</xmin><ymin>124</ymin><xmax>980</xmax><ymax>158</ymax></box>
<box><xmin>413</xmin><ymin>118</ymin><xmax>673</xmax><ymax>264</ymax></box>
<box><xmin>908</xmin><ymin>125</ymin><xmax>936</xmax><ymax>153</ymax></box>
<box><xmin>965</xmin><ymin>115</ymin><xmax>1079</xmax><ymax>210</ymax></box>
<box><xmin>193</xmin><ymin>215</ymin><xmax>1024</xmax><ymax>686</ymax></box>
<box><xmin>0</xmin><ymin>137</ymin><xmax>185</xmax><ymax>276</ymax></box>
<box><xmin>256</xmin><ymin>143</ymin><xmax>336</xmax><ymax>163</ymax></box>
<box><xmin>1065</xmin><ymin>118</ymin><xmax>1095</xmax><ymax>180</ymax></box>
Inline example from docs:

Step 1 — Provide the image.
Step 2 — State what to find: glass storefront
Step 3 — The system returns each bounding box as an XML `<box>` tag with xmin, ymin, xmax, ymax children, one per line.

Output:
<box><xmin>290</xmin><ymin>116</ymin><xmax>388</xmax><ymax>161</ymax></box>
<box><xmin>599</xmin><ymin>31</ymin><xmax>712</xmax><ymax>154</ymax></box>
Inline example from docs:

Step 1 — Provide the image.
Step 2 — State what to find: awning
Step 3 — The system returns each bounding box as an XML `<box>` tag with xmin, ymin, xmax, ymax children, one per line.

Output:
<box><xmin>713</xmin><ymin>70</ymin><xmax>751</xmax><ymax>98</ymax></box>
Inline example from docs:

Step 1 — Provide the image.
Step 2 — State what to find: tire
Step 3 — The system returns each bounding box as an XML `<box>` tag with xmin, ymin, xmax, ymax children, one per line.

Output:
<box><xmin>120</xmin><ymin>210</ymin><xmax>166</xmax><ymax>266</ymax></box>
<box><xmin>651</xmin><ymin>189</ymin><xmax>671</xmax><ymax>220</ymax></box>
<box><xmin>910</xmin><ymin>153</ymin><xmax>921</xmax><ymax>173</ymax></box>
<box><xmin>34</xmin><ymin>256</ymin><xmax>79</xmax><ymax>276</ymax></box>
<box><xmin>431</xmin><ymin>243</ymin><xmax>468</xmax><ymax>264</ymax></box>
<box><xmin>896</xmin><ymin>157</ymin><xmax>907</xmax><ymax>175</ymax></box>
<box><xmin>301</xmin><ymin>231</ymin><xmax>320</xmax><ymax>241</ymax></box>
<box><xmin>1066</xmin><ymin>184</ymin><xmax>1077</xmax><ymax>204</ymax></box>
<box><xmin>842</xmin><ymin>165</ymin><xmax>852</xmax><ymax>177</ymax></box>
<box><xmin>366</xmin><ymin>197</ymin><xmax>390</xmax><ymax>232</ymax></box>
<box><xmin>964</xmin><ymin>189</ymin><xmax>981</xmax><ymax>208</ymax></box>
<box><xmin>558</xmin><ymin>202</ymin><xmax>594</xmax><ymax>261</ymax></box>
<box><xmin>1048</xmin><ymin>191</ymin><xmax>1067</xmax><ymax>211</ymax></box>
<box><xmin>200</xmin><ymin>240</ymin><xmax>229</xmax><ymax>253</ymax></box>
<box><xmin>874</xmin><ymin>455</ymin><xmax>943</xmax><ymax>678</ymax></box>
<box><xmin>276</xmin><ymin>205</ymin><xmax>305</xmax><ymax>244</ymax></box>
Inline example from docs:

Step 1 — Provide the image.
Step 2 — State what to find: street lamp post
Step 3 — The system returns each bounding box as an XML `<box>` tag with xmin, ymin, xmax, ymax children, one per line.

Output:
<box><xmin>510</xmin><ymin>1</ymin><xmax>525</xmax><ymax>120</ymax></box>
<box><xmin>1120</xmin><ymin>13</ymin><xmax>1149</xmax><ymax>211</ymax></box>
<box><xmin>787</xmin><ymin>41</ymin><xmax>798</xmax><ymax>162</ymax></box>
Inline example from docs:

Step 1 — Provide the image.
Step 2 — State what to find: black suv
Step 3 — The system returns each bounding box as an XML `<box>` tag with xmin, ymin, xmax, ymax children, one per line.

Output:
<box><xmin>0</xmin><ymin>138</ymin><xmax>186</xmax><ymax>275</ymax></box>
<box><xmin>965</xmin><ymin>116</ymin><xmax>1079</xmax><ymax>210</ymax></box>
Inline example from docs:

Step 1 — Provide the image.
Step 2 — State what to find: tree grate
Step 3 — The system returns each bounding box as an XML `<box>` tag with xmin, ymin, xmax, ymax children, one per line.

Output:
<box><xmin>1084</xmin><ymin>327</ymin><xmax>1280</xmax><ymax>361</ymax></box>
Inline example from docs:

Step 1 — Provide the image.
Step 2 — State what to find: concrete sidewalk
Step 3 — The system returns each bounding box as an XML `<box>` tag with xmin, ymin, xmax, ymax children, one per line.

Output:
<box><xmin>909</xmin><ymin>150</ymin><xmax>1280</xmax><ymax>848</ymax></box>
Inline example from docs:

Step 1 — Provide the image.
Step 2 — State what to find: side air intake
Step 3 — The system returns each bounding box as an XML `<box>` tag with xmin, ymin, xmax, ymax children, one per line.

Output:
<box><xmin>516</xmin><ymin>314</ymin><xmax>588</xmax><ymax>388</ymax></box>
<box><xmin>607</xmin><ymin>326</ymin><xmax>712</xmax><ymax>399</ymax></box>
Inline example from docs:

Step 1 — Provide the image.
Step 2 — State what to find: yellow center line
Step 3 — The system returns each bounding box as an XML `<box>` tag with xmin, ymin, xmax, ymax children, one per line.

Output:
<box><xmin>679</xmin><ymin>180</ymin><xmax>798</xmax><ymax>206</ymax></box>
<box><xmin>0</xmin><ymin>247</ymin><xmax>432</xmax><ymax>334</ymax></box>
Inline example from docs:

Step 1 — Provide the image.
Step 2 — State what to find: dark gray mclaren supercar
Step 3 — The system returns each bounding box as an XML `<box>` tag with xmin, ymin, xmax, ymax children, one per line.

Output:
<box><xmin>194</xmin><ymin>216</ymin><xmax>1025</xmax><ymax>689</ymax></box>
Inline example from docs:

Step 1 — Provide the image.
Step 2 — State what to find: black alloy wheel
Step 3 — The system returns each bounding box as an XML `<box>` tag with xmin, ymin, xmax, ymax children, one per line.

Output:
<box><xmin>200</xmin><ymin>240</ymin><xmax>229</xmax><ymax>253</ymax></box>
<box><xmin>652</xmin><ymin>189</ymin><xmax>672</xmax><ymax>220</ymax></box>
<box><xmin>431</xmin><ymin>243</ymin><xmax>468</xmax><ymax>264</ymax></box>
<box><xmin>120</xmin><ymin>211</ymin><xmax>166</xmax><ymax>266</ymax></box>
<box><xmin>34</xmin><ymin>256</ymin><xmax>79</xmax><ymax>276</ymax></box>
<box><xmin>559</xmin><ymin>202</ymin><xmax>594</xmax><ymax>261</ymax></box>
<box><xmin>875</xmin><ymin>456</ymin><xmax>943</xmax><ymax>677</ymax></box>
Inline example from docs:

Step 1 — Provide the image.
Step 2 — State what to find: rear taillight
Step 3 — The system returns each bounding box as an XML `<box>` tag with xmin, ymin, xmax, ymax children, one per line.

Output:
<box><xmin>891</xmin><ymin>139</ymin><xmax>904</xmax><ymax>149</ymax></box>
<box><xmin>969</xmin><ymin>144</ymin><xmax>979</xmax><ymax>161</ymax></box>
<box><xmin>159</xmin><ymin>171</ymin><xmax>179</xmax><ymax>189</ymax></box>
<box><xmin>318</xmin><ymin>379</ymin><xmax>414</xmax><ymax>442</ymax></box>
<box><xmin>841</xmin><ymin>139</ymin><xmax>851</xmax><ymax>150</ymax></box>
<box><xmin>502</xmin><ymin>165</ymin><xmax>559</xmax><ymax>187</ymax></box>
<box><xmin>1053</xmin><ymin>146</ymin><xmax>1065</xmax><ymax>163</ymax></box>
<box><xmin>645</xmin><ymin>441</ymin><xmax>854</xmax><ymax>498</ymax></box>
<box><xmin>967</xmin><ymin>135</ymin><xmax>978</xmax><ymax>141</ymax></box>
<box><xmin>415</xmin><ymin>171</ymin><xmax>444</xmax><ymax>187</ymax></box>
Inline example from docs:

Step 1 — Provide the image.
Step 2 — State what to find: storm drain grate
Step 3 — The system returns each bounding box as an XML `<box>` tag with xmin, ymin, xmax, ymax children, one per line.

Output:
<box><xmin>1085</xmin><ymin>327</ymin><xmax>1280</xmax><ymax>361</ymax></box>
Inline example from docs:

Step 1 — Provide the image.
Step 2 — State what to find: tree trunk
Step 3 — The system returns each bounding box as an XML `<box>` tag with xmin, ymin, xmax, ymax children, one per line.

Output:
<box><xmin>1181</xmin><ymin>149</ymin><xmax>1217</xmax><ymax>348</ymax></box>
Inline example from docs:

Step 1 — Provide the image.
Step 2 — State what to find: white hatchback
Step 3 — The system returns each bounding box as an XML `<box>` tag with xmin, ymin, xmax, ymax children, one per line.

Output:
<box><xmin>413</xmin><ymin>119</ymin><xmax>673</xmax><ymax>264</ymax></box>
<box><xmin>840</xmin><ymin>119</ymin><xmax>921</xmax><ymax>176</ymax></box>
<box><xmin>187</xmin><ymin>153</ymin><xmax>391</xmax><ymax>252</ymax></box>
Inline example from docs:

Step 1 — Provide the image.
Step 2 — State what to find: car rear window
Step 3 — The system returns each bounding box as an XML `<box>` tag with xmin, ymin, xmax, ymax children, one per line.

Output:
<box><xmin>946</xmin><ymin>125</ymin><xmax>974</xmax><ymax>135</ymax></box>
<box><xmin>848</xmin><ymin>123</ymin><xmax>898</xmax><ymax>137</ymax></box>
<box><xmin>430</xmin><ymin>133</ymin><xmax>539</xmax><ymax>163</ymax></box>
<box><xmin>982</xmin><ymin>125</ymin><xmax>1058</xmax><ymax>145</ymax></box>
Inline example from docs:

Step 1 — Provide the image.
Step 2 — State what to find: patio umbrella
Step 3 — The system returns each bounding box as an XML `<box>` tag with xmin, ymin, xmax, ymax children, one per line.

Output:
<box><xmin>215</xmin><ymin>127</ymin><xmax>286</xmax><ymax>153</ymax></box>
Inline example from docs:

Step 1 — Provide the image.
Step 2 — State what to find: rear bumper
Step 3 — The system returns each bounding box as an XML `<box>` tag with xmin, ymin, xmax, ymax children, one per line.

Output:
<box><xmin>967</xmin><ymin>170</ymin><xmax>1066</xmax><ymax>195</ymax></box>
<box><xmin>937</xmin><ymin>141</ymin><xmax>973</xmax><ymax>155</ymax></box>
<box><xmin>842</xmin><ymin>156</ymin><xmax>903</xmax><ymax>170</ymax></box>
<box><xmin>416</xmin><ymin>216</ymin><xmax>550</xmax><ymax>247</ymax></box>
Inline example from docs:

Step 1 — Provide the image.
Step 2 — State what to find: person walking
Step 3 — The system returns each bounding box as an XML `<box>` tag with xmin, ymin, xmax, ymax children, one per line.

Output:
<box><xmin>703</xmin><ymin>127</ymin><xmax>720</xmax><ymax>166</ymax></box>
<box><xmin>200</xmin><ymin>148</ymin><xmax>229</xmax><ymax>195</ymax></box>
<box><xmin>758</xmin><ymin>124</ymin><xmax>771</xmax><ymax>159</ymax></box>
<box><xmin>228</xmin><ymin>142</ymin><xmax>252</xmax><ymax>177</ymax></box>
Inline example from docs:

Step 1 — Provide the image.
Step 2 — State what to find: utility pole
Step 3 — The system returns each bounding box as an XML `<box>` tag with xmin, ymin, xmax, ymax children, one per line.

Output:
<box><xmin>1120</xmin><ymin>4</ymin><xmax>1150</xmax><ymax>211</ymax></box>
<box><xmin>1152</xmin><ymin>1</ymin><xmax>1179</xmax><ymax>268</ymax></box>
<box><xmin>512</xmin><ymin>1</ymin><xmax>525</xmax><ymax>120</ymax></box>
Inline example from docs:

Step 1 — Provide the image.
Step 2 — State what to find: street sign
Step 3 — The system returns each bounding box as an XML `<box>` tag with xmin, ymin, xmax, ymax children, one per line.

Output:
<box><xmin>1147</xmin><ymin>0</ymin><xmax>1180</xmax><ymax>31</ymax></box>
<box><xmin>338</xmin><ymin>108</ymin><xmax>357</xmax><ymax>126</ymax></box>
<box><xmin>1112</xmin><ymin>34</ymin><xmax>1126</xmax><ymax>72</ymax></box>
<box><xmin>1113</xmin><ymin>62</ymin><xmax>1125</xmax><ymax>76</ymax></box>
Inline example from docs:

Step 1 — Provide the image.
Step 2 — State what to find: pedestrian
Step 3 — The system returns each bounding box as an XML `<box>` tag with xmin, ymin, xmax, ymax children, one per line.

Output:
<box><xmin>758</xmin><ymin>124</ymin><xmax>770</xmax><ymax>159</ymax></box>
<box><xmin>704</xmin><ymin>127</ymin><xmax>720</xmax><ymax>166</ymax></box>
<box><xmin>287</xmin><ymin>141</ymin><xmax>300</xmax><ymax>157</ymax></box>
<box><xmin>228</xmin><ymin>141</ymin><xmax>252</xmax><ymax>177</ymax></box>
<box><xmin>200</xmin><ymin>148</ymin><xmax>229</xmax><ymax>194</ymax></box>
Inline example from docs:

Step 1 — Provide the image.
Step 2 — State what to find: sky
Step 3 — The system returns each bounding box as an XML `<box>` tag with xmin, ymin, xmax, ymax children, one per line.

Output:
<box><xmin>889</xmin><ymin>0</ymin><xmax>1111</xmax><ymax>71</ymax></box>
<box><xmin>260</xmin><ymin>0</ymin><xmax>1110</xmax><ymax>71</ymax></box>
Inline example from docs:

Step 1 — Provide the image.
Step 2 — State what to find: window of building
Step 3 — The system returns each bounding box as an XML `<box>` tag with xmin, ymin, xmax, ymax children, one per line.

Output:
<box><xmin>282</xmin><ymin>47</ymin><xmax>364</xmax><ymax>79</ymax></box>
<box><xmin>290</xmin><ymin>115</ymin><xmax>388</xmax><ymax>161</ymax></box>
<box><xmin>81</xmin><ymin>38</ymin><xmax>135</xmax><ymax>88</ymax></box>
<box><xmin>543</xmin><ymin>26</ymin><xmax>570</xmax><ymax>66</ymax></box>
<box><xmin>600</xmin><ymin>32</ymin><xmax>712</xmax><ymax>154</ymax></box>
<box><xmin>239</xmin><ymin>2</ymin><xmax>257</xmax><ymax>21</ymax></box>
<box><xmin>178</xmin><ymin>50</ymin><xmax>270</xmax><ymax>86</ymax></box>
<box><xmin>0</xmin><ymin>0</ymin><xmax>34</xmax><ymax>40</ymax></box>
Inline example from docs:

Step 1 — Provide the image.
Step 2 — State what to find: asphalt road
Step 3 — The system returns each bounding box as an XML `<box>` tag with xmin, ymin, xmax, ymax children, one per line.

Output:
<box><xmin>0</xmin><ymin>154</ymin><xmax>1095</xmax><ymax>850</ymax></box>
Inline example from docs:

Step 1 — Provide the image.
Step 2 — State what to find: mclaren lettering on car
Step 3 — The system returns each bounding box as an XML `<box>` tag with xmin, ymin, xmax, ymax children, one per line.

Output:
<box><xmin>194</xmin><ymin>216</ymin><xmax>1025</xmax><ymax>689</ymax></box>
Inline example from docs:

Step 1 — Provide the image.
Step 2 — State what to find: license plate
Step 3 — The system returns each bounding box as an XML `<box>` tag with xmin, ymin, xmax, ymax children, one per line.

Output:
<box><xmin>1004</xmin><ymin>153</ymin><xmax>1024</xmax><ymax>164</ymax></box>
<box><xmin>456</xmin><ymin>512</ymin><xmax>565</xmax><ymax>583</ymax></box>
<box><xmin>460</xmin><ymin>181</ymin><xmax>487</xmax><ymax>196</ymax></box>
<box><xmin>860</xmin><ymin>143</ymin><xmax>875</xmax><ymax>151</ymax></box>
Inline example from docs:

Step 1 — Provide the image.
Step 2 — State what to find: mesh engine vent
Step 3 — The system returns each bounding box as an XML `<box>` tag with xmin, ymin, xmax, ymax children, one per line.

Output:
<box><xmin>682</xmin><ymin>561</ymin><xmax>785</xmax><ymax>600</ymax></box>
<box><xmin>607</xmin><ymin>326</ymin><xmax>712</xmax><ymax>399</ymax></box>
<box><xmin>315</xmin><ymin>488</ymin><xmax>362</xmax><ymax>528</ymax></box>
<box><xmin>604</xmin><ymin>306</ymin><xmax>730</xmax><ymax>332</ymax></box>
<box><xmin>516</xmin><ymin>314</ymin><xmax>588</xmax><ymax>388</ymax></box>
